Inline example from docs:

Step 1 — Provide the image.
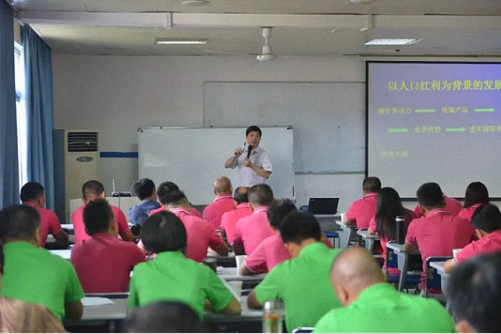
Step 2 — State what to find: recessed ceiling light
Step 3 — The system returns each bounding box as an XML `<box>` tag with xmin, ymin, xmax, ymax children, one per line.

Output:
<box><xmin>365</xmin><ymin>39</ymin><xmax>420</xmax><ymax>46</ymax></box>
<box><xmin>181</xmin><ymin>0</ymin><xmax>210</xmax><ymax>6</ymax></box>
<box><xmin>156</xmin><ymin>38</ymin><xmax>208</xmax><ymax>45</ymax></box>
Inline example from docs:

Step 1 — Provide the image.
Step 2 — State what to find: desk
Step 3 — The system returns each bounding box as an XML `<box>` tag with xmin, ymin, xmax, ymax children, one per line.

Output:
<box><xmin>65</xmin><ymin>296</ymin><xmax>128</xmax><ymax>332</ymax></box>
<box><xmin>429</xmin><ymin>261</ymin><xmax>449</xmax><ymax>294</ymax></box>
<box><xmin>49</xmin><ymin>249</ymin><xmax>71</xmax><ymax>261</ymax></box>
<box><xmin>207</xmin><ymin>253</ymin><xmax>236</xmax><ymax>267</ymax></box>
<box><xmin>356</xmin><ymin>230</ymin><xmax>380</xmax><ymax>253</ymax></box>
<box><xmin>386</xmin><ymin>242</ymin><xmax>422</xmax><ymax>292</ymax></box>
<box><xmin>335</xmin><ymin>220</ymin><xmax>358</xmax><ymax>249</ymax></box>
<box><xmin>218</xmin><ymin>267</ymin><xmax>266</xmax><ymax>282</ymax></box>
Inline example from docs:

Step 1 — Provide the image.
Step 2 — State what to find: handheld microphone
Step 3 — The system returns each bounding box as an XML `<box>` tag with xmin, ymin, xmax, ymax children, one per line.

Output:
<box><xmin>247</xmin><ymin>145</ymin><xmax>253</xmax><ymax>159</ymax></box>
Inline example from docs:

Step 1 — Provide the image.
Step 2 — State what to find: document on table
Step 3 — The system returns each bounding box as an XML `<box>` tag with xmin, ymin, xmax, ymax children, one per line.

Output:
<box><xmin>82</xmin><ymin>297</ymin><xmax>115</xmax><ymax>306</ymax></box>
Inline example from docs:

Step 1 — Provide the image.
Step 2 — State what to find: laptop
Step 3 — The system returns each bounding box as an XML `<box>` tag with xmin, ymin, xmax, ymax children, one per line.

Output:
<box><xmin>307</xmin><ymin>198</ymin><xmax>339</xmax><ymax>215</ymax></box>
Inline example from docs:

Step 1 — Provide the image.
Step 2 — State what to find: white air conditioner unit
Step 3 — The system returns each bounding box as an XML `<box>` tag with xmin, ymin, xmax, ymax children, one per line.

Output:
<box><xmin>53</xmin><ymin>130</ymin><xmax>99</xmax><ymax>223</ymax></box>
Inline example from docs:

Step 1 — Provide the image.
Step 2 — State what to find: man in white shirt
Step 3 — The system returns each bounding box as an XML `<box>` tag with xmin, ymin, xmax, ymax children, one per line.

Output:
<box><xmin>224</xmin><ymin>125</ymin><xmax>272</xmax><ymax>187</ymax></box>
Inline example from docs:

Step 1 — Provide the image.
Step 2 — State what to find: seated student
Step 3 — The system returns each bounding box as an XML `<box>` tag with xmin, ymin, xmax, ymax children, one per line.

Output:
<box><xmin>128</xmin><ymin>212</ymin><xmax>241</xmax><ymax>319</ymax></box>
<box><xmin>0</xmin><ymin>243</ymin><xmax>67</xmax><ymax>333</ymax></box>
<box><xmin>71</xmin><ymin>199</ymin><xmax>145</xmax><ymax>293</ymax></box>
<box><xmin>343</xmin><ymin>176</ymin><xmax>380</xmax><ymax>229</ymax></box>
<box><xmin>220</xmin><ymin>187</ymin><xmax>252</xmax><ymax>244</ymax></box>
<box><xmin>160</xmin><ymin>190</ymin><xmax>228</xmax><ymax>262</ymax></box>
<box><xmin>0</xmin><ymin>205</ymin><xmax>84</xmax><ymax>322</ymax></box>
<box><xmin>125</xmin><ymin>301</ymin><xmax>203</xmax><ymax>333</ymax></box>
<box><xmin>20</xmin><ymin>181</ymin><xmax>68</xmax><ymax>248</ymax></box>
<box><xmin>368</xmin><ymin>187</ymin><xmax>416</xmax><ymax>274</ymax></box>
<box><xmin>444</xmin><ymin>204</ymin><xmax>501</xmax><ymax>273</ymax></box>
<box><xmin>129</xmin><ymin>178</ymin><xmax>161</xmax><ymax>226</ymax></box>
<box><xmin>149</xmin><ymin>181</ymin><xmax>202</xmax><ymax>218</ymax></box>
<box><xmin>404</xmin><ymin>182</ymin><xmax>474</xmax><ymax>290</ymax></box>
<box><xmin>72</xmin><ymin>180</ymin><xmax>133</xmax><ymax>243</ymax></box>
<box><xmin>413</xmin><ymin>185</ymin><xmax>463</xmax><ymax>218</ymax></box>
<box><xmin>313</xmin><ymin>248</ymin><xmax>454</xmax><ymax>333</ymax></box>
<box><xmin>248</xmin><ymin>211</ymin><xmax>342</xmax><ymax>332</ymax></box>
<box><xmin>233</xmin><ymin>184</ymin><xmax>275</xmax><ymax>255</ymax></box>
<box><xmin>240</xmin><ymin>199</ymin><xmax>297</xmax><ymax>275</ymax></box>
<box><xmin>458</xmin><ymin>181</ymin><xmax>490</xmax><ymax>222</ymax></box>
<box><xmin>445</xmin><ymin>253</ymin><xmax>501</xmax><ymax>333</ymax></box>
<box><xmin>203</xmin><ymin>176</ymin><xmax>236</xmax><ymax>230</ymax></box>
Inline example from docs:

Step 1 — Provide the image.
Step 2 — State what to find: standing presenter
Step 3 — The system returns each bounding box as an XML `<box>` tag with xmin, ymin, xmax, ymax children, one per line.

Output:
<box><xmin>224</xmin><ymin>126</ymin><xmax>272</xmax><ymax>187</ymax></box>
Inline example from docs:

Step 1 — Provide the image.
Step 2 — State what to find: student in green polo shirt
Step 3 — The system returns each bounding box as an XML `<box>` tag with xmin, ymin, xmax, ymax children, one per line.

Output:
<box><xmin>313</xmin><ymin>247</ymin><xmax>455</xmax><ymax>333</ymax></box>
<box><xmin>0</xmin><ymin>205</ymin><xmax>84</xmax><ymax>322</ymax></box>
<box><xmin>128</xmin><ymin>211</ymin><xmax>241</xmax><ymax>318</ymax></box>
<box><xmin>247</xmin><ymin>211</ymin><xmax>342</xmax><ymax>332</ymax></box>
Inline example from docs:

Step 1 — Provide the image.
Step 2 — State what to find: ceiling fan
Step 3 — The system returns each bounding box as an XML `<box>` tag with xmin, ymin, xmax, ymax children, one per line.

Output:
<box><xmin>203</xmin><ymin>26</ymin><xmax>277</xmax><ymax>61</ymax></box>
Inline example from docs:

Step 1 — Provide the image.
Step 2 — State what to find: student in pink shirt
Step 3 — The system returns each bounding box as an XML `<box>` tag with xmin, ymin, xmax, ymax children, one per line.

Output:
<box><xmin>220</xmin><ymin>187</ymin><xmax>252</xmax><ymax>244</ymax></box>
<box><xmin>20</xmin><ymin>182</ymin><xmax>68</xmax><ymax>248</ymax></box>
<box><xmin>71</xmin><ymin>199</ymin><xmax>145</xmax><ymax>293</ymax></box>
<box><xmin>160</xmin><ymin>190</ymin><xmax>228</xmax><ymax>262</ymax></box>
<box><xmin>444</xmin><ymin>204</ymin><xmax>501</xmax><ymax>273</ymax></box>
<box><xmin>233</xmin><ymin>184</ymin><xmax>275</xmax><ymax>255</ymax></box>
<box><xmin>72</xmin><ymin>180</ymin><xmax>133</xmax><ymax>243</ymax></box>
<box><xmin>203</xmin><ymin>176</ymin><xmax>236</xmax><ymax>230</ymax></box>
<box><xmin>414</xmin><ymin>193</ymin><xmax>463</xmax><ymax>218</ymax></box>
<box><xmin>149</xmin><ymin>181</ymin><xmax>202</xmax><ymax>218</ymax></box>
<box><xmin>404</xmin><ymin>182</ymin><xmax>474</xmax><ymax>289</ymax></box>
<box><xmin>457</xmin><ymin>181</ymin><xmax>490</xmax><ymax>223</ymax></box>
<box><xmin>343</xmin><ymin>177</ymin><xmax>380</xmax><ymax>229</ymax></box>
<box><xmin>368</xmin><ymin>187</ymin><xmax>415</xmax><ymax>275</ymax></box>
<box><xmin>240</xmin><ymin>199</ymin><xmax>297</xmax><ymax>275</ymax></box>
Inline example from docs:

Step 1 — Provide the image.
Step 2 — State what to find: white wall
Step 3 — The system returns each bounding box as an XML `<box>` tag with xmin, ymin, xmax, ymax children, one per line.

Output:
<box><xmin>52</xmin><ymin>54</ymin><xmax>366</xmax><ymax>210</ymax></box>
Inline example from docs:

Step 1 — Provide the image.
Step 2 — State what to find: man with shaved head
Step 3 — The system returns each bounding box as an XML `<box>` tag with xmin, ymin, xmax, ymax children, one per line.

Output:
<box><xmin>203</xmin><ymin>176</ymin><xmax>236</xmax><ymax>230</ymax></box>
<box><xmin>313</xmin><ymin>247</ymin><xmax>455</xmax><ymax>333</ymax></box>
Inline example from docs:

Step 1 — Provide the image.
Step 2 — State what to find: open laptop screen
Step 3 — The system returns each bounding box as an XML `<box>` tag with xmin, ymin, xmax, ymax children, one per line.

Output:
<box><xmin>307</xmin><ymin>198</ymin><xmax>339</xmax><ymax>215</ymax></box>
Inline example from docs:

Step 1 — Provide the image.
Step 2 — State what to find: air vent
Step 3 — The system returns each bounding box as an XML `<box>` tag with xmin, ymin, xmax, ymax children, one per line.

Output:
<box><xmin>67</xmin><ymin>132</ymin><xmax>98</xmax><ymax>152</ymax></box>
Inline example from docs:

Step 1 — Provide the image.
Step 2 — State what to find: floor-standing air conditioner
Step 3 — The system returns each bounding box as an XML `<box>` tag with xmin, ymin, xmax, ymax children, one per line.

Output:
<box><xmin>53</xmin><ymin>130</ymin><xmax>99</xmax><ymax>224</ymax></box>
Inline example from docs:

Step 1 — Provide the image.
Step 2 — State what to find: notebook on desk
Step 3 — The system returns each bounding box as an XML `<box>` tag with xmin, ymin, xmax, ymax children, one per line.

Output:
<box><xmin>307</xmin><ymin>198</ymin><xmax>339</xmax><ymax>215</ymax></box>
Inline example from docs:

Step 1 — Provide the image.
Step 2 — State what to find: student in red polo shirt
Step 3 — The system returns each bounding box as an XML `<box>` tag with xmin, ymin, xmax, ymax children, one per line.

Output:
<box><xmin>444</xmin><ymin>204</ymin><xmax>501</xmax><ymax>273</ymax></box>
<box><xmin>343</xmin><ymin>177</ymin><xmax>381</xmax><ymax>229</ymax></box>
<box><xmin>203</xmin><ymin>176</ymin><xmax>236</xmax><ymax>230</ymax></box>
<box><xmin>160</xmin><ymin>190</ymin><xmax>228</xmax><ymax>262</ymax></box>
<box><xmin>72</xmin><ymin>180</ymin><xmax>133</xmax><ymax>243</ymax></box>
<box><xmin>240</xmin><ymin>198</ymin><xmax>297</xmax><ymax>275</ymax></box>
<box><xmin>457</xmin><ymin>181</ymin><xmax>490</xmax><ymax>223</ymax></box>
<box><xmin>220</xmin><ymin>187</ymin><xmax>252</xmax><ymax>245</ymax></box>
<box><xmin>149</xmin><ymin>181</ymin><xmax>202</xmax><ymax>218</ymax></box>
<box><xmin>233</xmin><ymin>184</ymin><xmax>275</xmax><ymax>255</ymax></box>
<box><xmin>404</xmin><ymin>182</ymin><xmax>474</xmax><ymax>289</ymax></box>
<box><xmin>71</xmin><ymin>199</ymin><xmax>145</xmax><ymax>293</ymax></box>
<box><xmin>20</xmin><ymin>182</ymin><xmax>68</xmax><ymax>248</ymax></box>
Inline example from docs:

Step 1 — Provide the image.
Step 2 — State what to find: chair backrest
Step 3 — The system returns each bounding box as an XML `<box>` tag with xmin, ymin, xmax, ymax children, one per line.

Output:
<box><xmin>424</xmin><ymin>256</ymin><xmax>452</xmax><ymax>297</ymax></box>
<box><xmin>292</xmin><ymin>327</ymin><xmax>315</xmax><ymax>333</ymax></box>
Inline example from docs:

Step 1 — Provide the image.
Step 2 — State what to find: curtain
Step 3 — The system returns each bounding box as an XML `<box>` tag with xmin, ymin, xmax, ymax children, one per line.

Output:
<box><xmin>0</xmin><ymin>1</ymin><xmax>19</xmax><ymax>207</ymax></box>
<box><xmin>22</xmin><ymin>25</ymin><xmax>55</xmax><ymax>210</ymax></box>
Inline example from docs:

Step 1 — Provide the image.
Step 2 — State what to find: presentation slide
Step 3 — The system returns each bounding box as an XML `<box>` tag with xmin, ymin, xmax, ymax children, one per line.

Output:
<box><xmin>367</xmin><ymin>62</ymin><xmax>501</xmax><ymax>198</ymax></box>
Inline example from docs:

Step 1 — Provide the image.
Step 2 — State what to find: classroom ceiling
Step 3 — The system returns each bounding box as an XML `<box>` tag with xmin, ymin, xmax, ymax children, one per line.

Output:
<box><xmin>9</xmin><ymin>0</ymin><xmax>501</xmax><ymax>58</ymax></box>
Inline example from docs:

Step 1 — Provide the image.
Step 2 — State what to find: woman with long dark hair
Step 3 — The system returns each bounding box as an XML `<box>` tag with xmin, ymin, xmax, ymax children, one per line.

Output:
<box><xmin>458</xmin><ymin>182</ymin><xmax>490</xmax><ymax>222</ymax></box>
<box><xmin>368</xmin><ymin>187</ymin><xmax>415</xmax><ymax>274</ymax></box>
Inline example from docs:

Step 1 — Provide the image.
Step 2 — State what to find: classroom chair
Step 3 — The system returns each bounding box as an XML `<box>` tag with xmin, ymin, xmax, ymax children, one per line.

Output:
<box><xmin>424</xmin><ymin>256</ymin><xmax>452</xmax><ymax>298</ymax></box>
<box><xmin>386</xmin><ymin>244</ymin><xmax>421</xmax><ymax>292</ymax></box>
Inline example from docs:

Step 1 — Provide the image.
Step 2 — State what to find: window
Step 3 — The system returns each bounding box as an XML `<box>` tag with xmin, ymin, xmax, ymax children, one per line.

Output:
<box><xmin>14</xmin><ymin>42</ymin><xmax>27</xmax><ymax>187</ymax></box>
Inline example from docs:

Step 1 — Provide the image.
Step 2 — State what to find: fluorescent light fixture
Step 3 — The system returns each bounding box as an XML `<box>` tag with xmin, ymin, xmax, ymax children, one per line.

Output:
<box><xmin>365</xmin><ymin>39</ymin><xmax>420</xmax><ymax>46</ymax></box>
<box><xmin>155</xmin><ymin>38</ymin><xmax>207</xmax><ymax>45</ymax></box>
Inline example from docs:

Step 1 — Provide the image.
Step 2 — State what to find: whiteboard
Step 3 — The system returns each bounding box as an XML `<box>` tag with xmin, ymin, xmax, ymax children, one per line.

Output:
<box><xmin>138</xmin><ymin>127</ymin><xmax>294</xmax><ymax>205</ymax></box>
<box><xmin>204</xmin><ymin>82</ymin><xmax>365</xmax><ymax>173</ymax></box>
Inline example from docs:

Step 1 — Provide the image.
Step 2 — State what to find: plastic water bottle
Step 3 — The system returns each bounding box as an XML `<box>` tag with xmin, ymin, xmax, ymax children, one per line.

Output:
<box><xmin>263</xmin><ymin>300</ymin><xmax>283</xmax><ymax>333</ymax></box>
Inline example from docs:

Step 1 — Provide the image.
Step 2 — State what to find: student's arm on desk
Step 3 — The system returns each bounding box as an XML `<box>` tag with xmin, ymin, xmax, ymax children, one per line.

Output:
<box><xmin>403</xmin><ymin>242</ymin><xmax>419</xmax><ymax>253</ymax></box>
<box><xmin>443</xmin><ymin>258</ymin><xmax>457</xmax><ymax>273</ymax></box>
<box><xmin>342</xmin><ymin>214</ymin><xmax>357</xmax><ymax>227</ymax></box>
<box><xmin>53</xmin><ymin>229</ymin><xmax>69</xmax><ymax>244</ymax></box>
<box><xmin>247</xmin><ymin>290</ymin><xmax>263</xmax><ymax>309</ymax></box>
<box><xmin>205</xmin><ymin>297</ymin><xmax>241</xmax><ymax>315</ymax></box>
<box><xmin>210</xmin><ymin>242</ymin><xmax>229</xmax><ymax>256</ymax></box>
<box><xmin>233</xmin><ymin>244</ymin><xmax>245</xmax><ymax>255</ymax></box>
<box><xmin>65</xmin><ymin>301</ymin><xmax>83</xmax><ymax>321</ymax></box>
<box><xmin>120</xmin><ymin>230</ymin><xmax>134</xmax><ymax>242</ymax></box>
